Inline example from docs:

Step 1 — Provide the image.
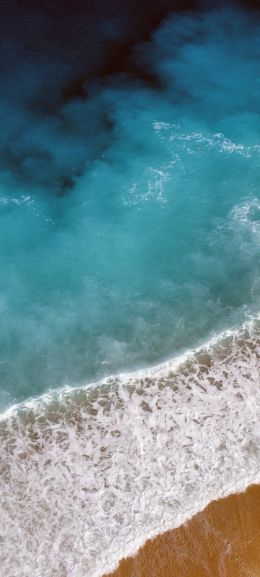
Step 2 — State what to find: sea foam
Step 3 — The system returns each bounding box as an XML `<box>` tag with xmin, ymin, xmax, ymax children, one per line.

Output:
<box><xmin>1</xmin><ymin>317</ymin><xmax>260</xmax><ymax>577</ymax></box>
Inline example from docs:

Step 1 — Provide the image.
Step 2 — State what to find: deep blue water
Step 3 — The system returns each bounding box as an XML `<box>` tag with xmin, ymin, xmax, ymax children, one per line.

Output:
<box><xmin>1</xmin><ymin>4</ymin><xmax>260</xmax><ymax>409</ymax></box>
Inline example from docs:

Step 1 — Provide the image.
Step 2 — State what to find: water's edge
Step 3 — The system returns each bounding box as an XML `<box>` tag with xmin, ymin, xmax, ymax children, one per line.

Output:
<box><xmin>1</xmin><ymin>315</ymin><xmax>260</xmax><ymax>577</ymax></box>
<box><xmin>103</xmin><ymin>484</ymin><xmax>260</xmax><ymax>577</ymax></box>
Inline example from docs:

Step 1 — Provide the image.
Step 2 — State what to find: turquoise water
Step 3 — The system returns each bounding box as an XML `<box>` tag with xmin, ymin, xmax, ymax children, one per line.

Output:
<box><xmin>2</xmin><ymin>8</ymin><xmax>260</xmax><ymax>576</ymax></box>
<box><xmin>1</xmin><ymin>6</ymin><xmax>260</xmax><ymax>408</ymax></box>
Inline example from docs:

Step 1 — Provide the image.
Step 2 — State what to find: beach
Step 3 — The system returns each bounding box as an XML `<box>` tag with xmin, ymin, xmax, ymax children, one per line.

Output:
<box><xmin>104</xmin><ymin>484</ymin><xmax>260</xmax><ymax>577</ymax></box>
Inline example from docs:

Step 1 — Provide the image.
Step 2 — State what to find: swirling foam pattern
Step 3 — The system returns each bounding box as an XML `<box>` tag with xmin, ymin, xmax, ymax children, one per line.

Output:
<box><xmin>1</xmin><ymin>318</ymin><xmax>260</xmax><ymax>577</ymax></box>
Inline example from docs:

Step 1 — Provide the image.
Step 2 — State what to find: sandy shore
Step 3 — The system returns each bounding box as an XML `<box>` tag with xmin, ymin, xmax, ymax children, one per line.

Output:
<box><xmin>104</xmin><ymin>484</ymin><xmax>260</xmax><ymax>577</ymax></box>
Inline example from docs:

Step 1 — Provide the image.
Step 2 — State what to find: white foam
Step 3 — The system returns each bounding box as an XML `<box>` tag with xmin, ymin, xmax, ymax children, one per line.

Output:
<box><xmin>231</xmin><ymin>197</ymin><xmax>260</xmax><ymax>235</ymax></box>
<box><xmin>0</xmin><ymin>194</ymin><xmax>33</xmax><ymax>206</ymax></box>
<box><xmin>1</xmin><ymin>318</ymin><xmax>260</xmax><ymax>577</ymax></box>
<box><xmin>0</xmin><ymin>320</ymin><xmax>250</xmax><ymax>423</ymax></box>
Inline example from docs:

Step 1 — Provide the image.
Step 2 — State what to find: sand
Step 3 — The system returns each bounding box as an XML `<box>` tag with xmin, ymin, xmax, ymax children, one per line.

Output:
<box><xmin>104</xmin><ymin>484</ymin><xmax>260</xmax><ymax>577</ymax></box>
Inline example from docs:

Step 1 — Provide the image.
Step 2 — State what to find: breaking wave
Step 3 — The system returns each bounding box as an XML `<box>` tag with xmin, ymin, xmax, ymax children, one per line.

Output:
<box><xmin>1</xmin><ymin>316</ymin><xmax>260</xmax><ymax>577</ymax></box>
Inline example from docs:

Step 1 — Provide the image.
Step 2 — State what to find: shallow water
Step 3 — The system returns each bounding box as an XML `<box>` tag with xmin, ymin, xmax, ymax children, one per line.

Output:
<box><xmin>1</xmin><ymin>319</ymin><xmax>260</xmax><ymax>577</ymax></box>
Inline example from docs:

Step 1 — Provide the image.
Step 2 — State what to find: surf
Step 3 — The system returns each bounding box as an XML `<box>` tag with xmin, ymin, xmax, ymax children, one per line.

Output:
<box><xmin>1</xmin><ymin>316</ymin><xmax>260</xmax><ymax>577</ymax></box>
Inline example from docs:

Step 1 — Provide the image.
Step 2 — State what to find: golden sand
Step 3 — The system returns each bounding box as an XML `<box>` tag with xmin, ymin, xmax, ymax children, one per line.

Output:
<box><xmin>104</xmin><ymin>484</ymin><xmax>260</xmax><ymax>577</ymax></box>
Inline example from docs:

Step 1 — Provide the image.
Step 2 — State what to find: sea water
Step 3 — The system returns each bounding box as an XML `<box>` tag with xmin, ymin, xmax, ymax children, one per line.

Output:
<box><xmin>1</xmin><ymin>5</ymin><xmax>260</xmax><ymax>577</ymax></box>
<box><xmin>1</xmin><ymin>6</ymin><xmax>260</xmax><ymax>408</ymax></box>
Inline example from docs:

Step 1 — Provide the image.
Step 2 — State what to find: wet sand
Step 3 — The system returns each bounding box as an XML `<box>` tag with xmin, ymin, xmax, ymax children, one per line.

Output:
<box><xmin>104</xmin><ymin>484</ymin><xmax>260</xmax><ymax>577</ymax></box>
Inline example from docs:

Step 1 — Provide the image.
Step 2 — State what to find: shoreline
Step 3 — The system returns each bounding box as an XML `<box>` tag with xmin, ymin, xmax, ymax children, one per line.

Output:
<box><xmin>93</xmin><ymin>479</ymin><xmax>260</xmax><ymax>577</ymax></box>
<box><xmin>104</xmin><ymin>484</ymin><xmax>260</xmax><ymax>577</ymax></box>
<box><xmin>1</xmin><ymin>314</ymin><xmax>260</xmax><ymax>577</ymax></box>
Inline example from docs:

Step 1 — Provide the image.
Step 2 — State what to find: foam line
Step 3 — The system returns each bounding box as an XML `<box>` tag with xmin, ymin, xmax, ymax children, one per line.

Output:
<box><xmin>0</xmin><ymin>313</ymin><xmax>258</xmax><ymax>421</ymax></box>
<box><xmin>1</xmin><ymin>316</ymin><xmax>260</xmax><ymax>577</ymax></box>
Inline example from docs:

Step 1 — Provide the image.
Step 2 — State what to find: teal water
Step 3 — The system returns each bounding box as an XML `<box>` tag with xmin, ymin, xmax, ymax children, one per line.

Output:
<box><xmin>1</xmin><ymin>6</ymin><xmax>260</xmax><ymax>409</ymax></box>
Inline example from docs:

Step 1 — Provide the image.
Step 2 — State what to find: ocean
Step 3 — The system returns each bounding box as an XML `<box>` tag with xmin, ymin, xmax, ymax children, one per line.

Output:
<box><xmin>0</xmin><ymin>3</ymin><xmax>260</xmax><ymax>576</ymax></box>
